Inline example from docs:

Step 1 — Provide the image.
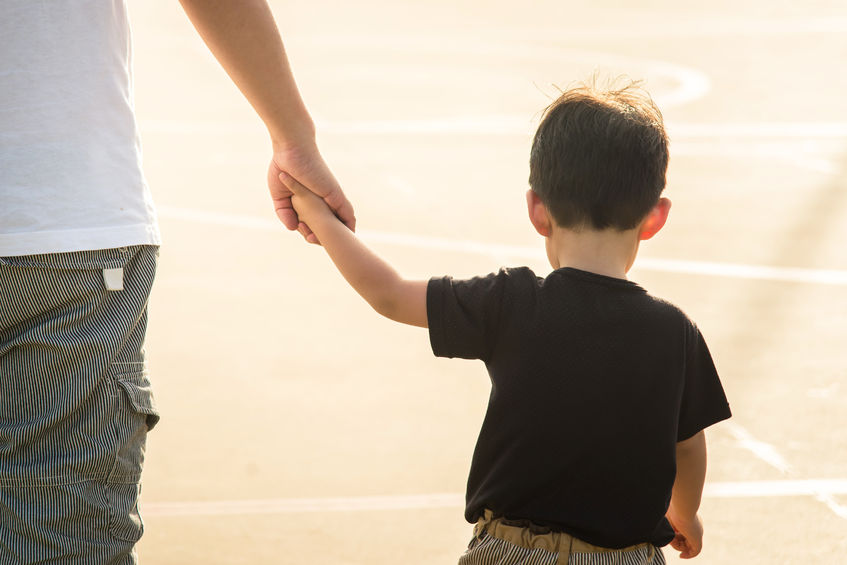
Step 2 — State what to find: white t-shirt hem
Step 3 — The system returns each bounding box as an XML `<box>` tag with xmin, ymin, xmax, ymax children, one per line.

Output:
<box><xmin>0</xmin><ymin>224</ymin><xmax>162</xmax><ymax>257</ymax></box>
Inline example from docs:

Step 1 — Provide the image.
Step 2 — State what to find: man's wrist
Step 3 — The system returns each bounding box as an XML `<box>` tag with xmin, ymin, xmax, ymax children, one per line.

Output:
<box><xmin>270</xmin><ymin>121</ymin><xmax>317</xmax><ymax>154</ymax></box>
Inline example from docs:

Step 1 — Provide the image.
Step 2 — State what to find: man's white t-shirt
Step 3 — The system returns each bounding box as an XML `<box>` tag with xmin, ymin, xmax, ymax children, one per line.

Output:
<box><xmin>0</xmin><ymin>0</ymin><xmax>160</xmax><ymax>257</ymax></box>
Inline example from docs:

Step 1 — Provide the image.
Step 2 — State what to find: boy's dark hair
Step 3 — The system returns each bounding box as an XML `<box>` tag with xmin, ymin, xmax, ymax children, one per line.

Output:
<box><xmin>529</xmin><ymin>79</ymin><xmax>669</xmax><ymax>231</ymax></box>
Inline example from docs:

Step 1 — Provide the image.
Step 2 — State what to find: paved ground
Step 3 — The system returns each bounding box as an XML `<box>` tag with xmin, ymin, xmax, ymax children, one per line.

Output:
<box><xmin>130</xmin><ymin>1</ymin><xmax>847</xmax><ymax>563</ymax></box>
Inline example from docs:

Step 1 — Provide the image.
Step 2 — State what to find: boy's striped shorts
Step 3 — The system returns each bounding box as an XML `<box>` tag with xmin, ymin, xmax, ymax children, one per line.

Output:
<box><xmin>459</xmin><ymin>510</ymin><xmax>666</xmax><ymax>565</ymax></box>
<box><xmin>0</xmin><ymin>246</ymin><xmax>159</xmax><ymax>565</ymax></box>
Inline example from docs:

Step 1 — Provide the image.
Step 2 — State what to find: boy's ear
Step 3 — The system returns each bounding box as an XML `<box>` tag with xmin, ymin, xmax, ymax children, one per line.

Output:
<box><xmin>639</xmin><ymin>197</ymin><xmax>672</xmax><ymax>241</ymax></box>
<box><xmin>526</xmin><ymin>189</ymin><xmax>553</xmax><ymax>237</ymax></box>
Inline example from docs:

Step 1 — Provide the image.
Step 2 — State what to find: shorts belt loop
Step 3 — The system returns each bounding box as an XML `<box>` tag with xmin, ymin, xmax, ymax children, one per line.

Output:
<box><xmin>556</xmin><ymin>535</ymin><xmax>573</xmax><ymax>565</ymax></box>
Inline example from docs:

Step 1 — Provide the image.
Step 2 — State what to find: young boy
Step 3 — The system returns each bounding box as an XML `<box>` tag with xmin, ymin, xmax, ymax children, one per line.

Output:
<box><xmin>281</xmin><ymin>80</ymin><xmax>731</xmax><ymax>564</ymax></box>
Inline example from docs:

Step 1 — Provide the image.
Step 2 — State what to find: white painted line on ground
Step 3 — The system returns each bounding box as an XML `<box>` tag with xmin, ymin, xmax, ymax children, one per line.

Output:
<box><xmin>143</xmin><ymin>493</ymin><xmax>464</xmax><ymax>517</ymax></box>
<box><xmin>720</xmin><ymin>424</ymin><xmax>847</xmax><ymax>519</ymax></box>
<box><xmin>140</xmin><ymin>119</ymin><xmax>847</xmax><ymax>139</ymax></box>
<box><xmin>384</xmin><ymin>174</ymin><xmax>418</xmax><ymax>197</ymax></box>
<box><xmin>815</xmin><ymin>493</ymin><xmax>847</xmax><ymax>520</ymax></box>
<box><xmin>144</xmin><ymin>480</ymin><xmax>847</xmax><ymax>517</ymax></box>
<box><xmin>634</xmin><ymin>258</ymin><xmax>847</xmax><ymax>287</ymax></box>
<box><xmin>157</xmin><ymin>206</ymin><xmax>847</xmax><ymax>286</ymax></box>
<box><xmin>139</xmin><ymin>119</ymin><xmax>845</xmax><ymax>174</ymax></box>
<box><xmin>315</xmin><ymin>119</ymin><xmax>847</xmax><ymax>138</ymax></box>
<box><xmin>704</xmin><ymin>479</ymin><xmax>847</xmax><ymax>498</ymax></box>
<box><xmin>670</xmin><ymin>122</ymin><xmax>847</xmax><ymax>139</ymax></box>
<box><xmin>508</xmin><ymin>17</ymin><xmax>847</xmax><ymax>39</ymax></box>
<box><xmin>671</xmin><ymin>140</ymin><xmax>842</xmax><ymax>174</ymax></box>
<box><xmin>316</xmin><ymin>116</ymin><xmax>534</xmax><ymax>136</ymax></box>
<box><xmin>159</xmin><ymin>206</ymin><xmax>276</xmax><ymax>231</ymax></box>
<box><xmin>723</xmin><ymin>422</ymin><xmax>792</xmax><ymax>474</ymax></box>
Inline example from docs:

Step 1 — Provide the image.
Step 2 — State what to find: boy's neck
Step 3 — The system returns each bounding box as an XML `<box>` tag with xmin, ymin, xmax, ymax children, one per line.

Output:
<box><xmin>546</xmin><ymin>224</ymin><xmax>641</xmax><ymax>280</ymax></box>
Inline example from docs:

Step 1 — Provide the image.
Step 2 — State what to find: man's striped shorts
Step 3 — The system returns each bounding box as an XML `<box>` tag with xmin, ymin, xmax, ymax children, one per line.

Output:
<box><xmin>0</xmin><ymin>246</ymin><xmax>159</xmax><ymax>564</ymax></box>
<box><xmin>459</xmin><ymin>510</ymin><xmax>666</xmax><ymax>565</ymax></box>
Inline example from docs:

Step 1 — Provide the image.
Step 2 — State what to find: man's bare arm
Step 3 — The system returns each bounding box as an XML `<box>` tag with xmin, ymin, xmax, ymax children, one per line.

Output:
<box><xmin>178</xmin><ymin>0</ymin><xmax>354</xmax><ymax>236</ymax></box>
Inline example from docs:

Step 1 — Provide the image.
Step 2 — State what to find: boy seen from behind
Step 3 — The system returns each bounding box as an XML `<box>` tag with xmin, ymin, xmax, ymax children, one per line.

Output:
<box><xmin>282</xmin><ymin>80</ymin><xmax>732</xmax><ymax>564</ymax></box>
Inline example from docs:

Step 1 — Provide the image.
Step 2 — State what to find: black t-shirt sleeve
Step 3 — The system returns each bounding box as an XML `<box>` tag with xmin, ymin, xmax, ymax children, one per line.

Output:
<box><xmin>678</xmin><ymin>325</ymin><xmax>732</xmax><ymax>441</ymax></box>
<box><xmin>427</xmin><ymin>269</ymin><xmax>515</xmax><ymax>362</ymax></box>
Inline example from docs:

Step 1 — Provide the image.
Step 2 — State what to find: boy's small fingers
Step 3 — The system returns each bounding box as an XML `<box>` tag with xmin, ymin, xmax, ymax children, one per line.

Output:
<box><xmin>278</xmin><ymin>171</ymin><xmax>303</xmax><ymax>192</ymax></box>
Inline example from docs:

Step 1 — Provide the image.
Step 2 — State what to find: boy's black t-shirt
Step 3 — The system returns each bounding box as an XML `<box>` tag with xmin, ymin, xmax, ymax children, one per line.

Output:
<box><xmin>427</xmin><ymin>266</ymin><xmax>731</xmax><ymax>549</ymax></box>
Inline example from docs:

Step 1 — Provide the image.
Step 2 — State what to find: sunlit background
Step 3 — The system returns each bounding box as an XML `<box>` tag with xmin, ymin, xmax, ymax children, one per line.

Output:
<box><xmin>130</xmin><ymin>2</ymin><xmax>847</xmax><ymax>563</ymax></box>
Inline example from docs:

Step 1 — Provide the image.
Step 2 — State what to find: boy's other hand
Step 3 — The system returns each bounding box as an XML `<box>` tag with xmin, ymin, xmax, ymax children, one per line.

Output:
<box><xmin>268</xmin><ymin>144</ymin><xmax>355</xmax><ymax>243</ymax></box>
<box><xmin>666</xmin><ymin>512</ymin><xmax>703</xmax><ymax>559</ymax></box>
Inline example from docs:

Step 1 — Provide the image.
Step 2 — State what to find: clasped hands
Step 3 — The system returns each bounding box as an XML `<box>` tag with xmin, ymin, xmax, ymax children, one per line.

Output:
<box><xmin>268</xmin><ymin>145</ymin><xmax>355</xmax><ymax>243</ymax></box>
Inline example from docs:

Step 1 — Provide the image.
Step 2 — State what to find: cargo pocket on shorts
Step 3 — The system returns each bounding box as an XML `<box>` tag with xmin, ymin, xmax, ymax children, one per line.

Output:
<box><xmin>107</xmin><ymin>370</ymin><xmax>160</xmax><ymax>543</ymax></box>
<box><xmin>107</xmin><ymin>482</ymin><xmax>145</xmax><ymax>543</ymax></box>
<box><xmin>115</xmin><ymin>369</ymin><xmax>160</xmax><ymax>432</ymax></box>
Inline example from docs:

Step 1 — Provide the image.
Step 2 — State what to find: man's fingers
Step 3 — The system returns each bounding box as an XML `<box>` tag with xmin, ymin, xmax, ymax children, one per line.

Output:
<box><xmin>333</xmin><ymin>199</ymin><xmax>356</xmax><ymax>232</ymax></box>
<box><xmin>275</xmin><ymin>206</ymin><xmax>299</xmax><ymax>231</ymax></box>
<box><xmin>297</xmin><ymin>222</ymin><xmax>321</xmax><ymax>245</ymax></box>
<box><xmin>323</xmin><ymin>190</ymin><xmax>356</xmax><ymax>231</ymax></box>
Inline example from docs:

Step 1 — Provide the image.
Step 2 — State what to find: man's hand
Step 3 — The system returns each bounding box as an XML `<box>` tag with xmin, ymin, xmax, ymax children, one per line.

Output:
<box><xmin>268</xmin><ymin>144</ymin><xmax>355</xmax><ymax>243</ymax></box>
<box><xmin>666</xmin><ymin>512</ymin><xmax>703</xmax><ymax>559</ymax></box>
<box><xmin>178</xmin><ymin>0</ymin><xmax>355</xmax><ymax>242</ymax></box>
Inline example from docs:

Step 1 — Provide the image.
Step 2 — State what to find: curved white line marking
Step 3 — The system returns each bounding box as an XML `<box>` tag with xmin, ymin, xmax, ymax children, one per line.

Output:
<box><xmin>296</xmin><ymin>33</ymin><xmax>711</xmax><ymax>109</ymax></box>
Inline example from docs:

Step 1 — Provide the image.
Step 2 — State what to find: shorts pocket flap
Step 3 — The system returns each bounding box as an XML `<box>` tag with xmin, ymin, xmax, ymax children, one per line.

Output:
<box><xmin>115</xmin><ymin>373</ymin><xmax>160</xmax><ymax>431</ymax></box>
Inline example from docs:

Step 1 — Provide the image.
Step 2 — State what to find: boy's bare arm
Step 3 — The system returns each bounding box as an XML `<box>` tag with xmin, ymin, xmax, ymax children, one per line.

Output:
<box><xmin>178</xmin><ymin>0</ymin><xmax>355</xmax><ymax>239</ymax></box>
<box><xmin>281</xmin><ymin>173</ymin><xmax>428</xmax><ymax>328</ymax></box>
<box><xmin>667</xmin><ymin>430</ymin><xmax>707</xmax><ymax>559</ymax></box>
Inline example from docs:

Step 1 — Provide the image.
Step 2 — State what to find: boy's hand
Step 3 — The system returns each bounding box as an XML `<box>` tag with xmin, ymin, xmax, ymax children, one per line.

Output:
<box><xmin>666</xmin><ymin>512</ymin><xmax>703</xmax><ymax>559</ymax></box>
<box><xmin>278</xmin><ymin>170</ymin><xmax>337</xmax><ymax>240</ymax></box>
